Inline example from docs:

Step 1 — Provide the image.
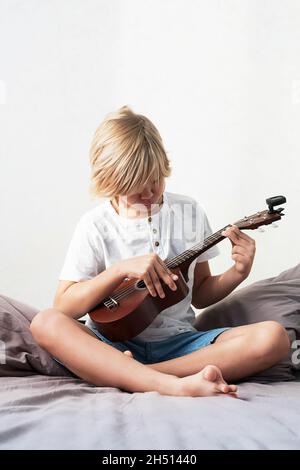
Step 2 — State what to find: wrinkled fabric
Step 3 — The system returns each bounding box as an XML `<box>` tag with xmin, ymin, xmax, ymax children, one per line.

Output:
<box><xmin>0</xmin><ymin>374</ymin><xmax>300</xmax><ymax>450</ymax></box>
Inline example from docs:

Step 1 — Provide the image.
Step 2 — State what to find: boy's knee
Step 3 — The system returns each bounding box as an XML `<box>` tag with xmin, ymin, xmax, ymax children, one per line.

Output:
<box><xmin>252</xmin><ymin>321</ymin><xmax>290</xmax><ymax>363</ymax></box>
<box><xmin>30</xmin><ymin>308</ymin><xmax>63</xmax><ymax>347</ymax></box>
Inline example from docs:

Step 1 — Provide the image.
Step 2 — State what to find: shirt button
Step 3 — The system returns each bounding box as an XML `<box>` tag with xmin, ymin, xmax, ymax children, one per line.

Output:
<box><xmin>148</xmin><ymin>216</ymin><xmax>152</xmax><ymax>222</ymax></box>
<box><xmin>155</xmin><ymin>241</ymin><xmax>159</xmax><ymax>247</ymax></box>
<box><xmin>153</xmin><ymin>228</ymin><xmax>157</xmax><ymax>233</ymax></box>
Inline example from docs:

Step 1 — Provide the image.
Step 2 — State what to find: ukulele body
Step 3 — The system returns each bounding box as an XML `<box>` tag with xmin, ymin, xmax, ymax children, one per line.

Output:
<box><xmin>88</xmin><ymin>266</ymin><xmax>190</xmax><ymax>342</ymax></box>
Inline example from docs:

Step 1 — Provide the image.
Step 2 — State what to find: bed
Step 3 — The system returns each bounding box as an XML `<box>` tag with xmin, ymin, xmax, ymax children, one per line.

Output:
<box><xmin>0</xmin><ymin>372</ymin><xmax>300</xmax><ymax>450</ymax></box>
<box><xmin>1</xmin><ymin>263</ymin><xmax>300</xmax><ymax>450</ymax></box>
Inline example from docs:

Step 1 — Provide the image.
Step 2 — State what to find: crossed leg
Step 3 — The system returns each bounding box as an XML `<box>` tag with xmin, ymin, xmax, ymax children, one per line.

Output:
<box><xmin>140</xmin><ymin>321</ymin><xmax>290</xmax><ymax>382</ymax></box>
<box><xmin>30</xmin><ymin>309</ymin><xmax>238</xmax><ymax>397</ymax></box>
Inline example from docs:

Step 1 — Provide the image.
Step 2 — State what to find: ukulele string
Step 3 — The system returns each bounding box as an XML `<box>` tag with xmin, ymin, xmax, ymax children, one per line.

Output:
<box><xmin>106</xmin><ymin>227</ymin><xmax>233</xmax><ymax>305</ymax></box>
<box><xmin>104</xmin><ymin>227</ymin><xmax>231</xmax><ymax>307</ymax></box>
<box><xmin>109</xmin><ymin>233</ymin><xmax>221</xmax><ymax>302</ymax></box>
<box><xmin>107</xmin><ymin>212</ymin><xmax>275</xmax><ymax>307</ymax></box>
<box><xmin>105</xmin><ymin>226</ymin><xmax>232</xmax><ymax>306</ymax></box>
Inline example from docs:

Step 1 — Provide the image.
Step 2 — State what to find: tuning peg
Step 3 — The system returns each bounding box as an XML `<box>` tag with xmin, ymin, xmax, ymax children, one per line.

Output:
<box><xmin>271</xmin><ymin>223</ymin><xmax>278</xmax><ymax>228</ymax></box>
<box><xmin>258</xmin><ymin>227</ymin><xmax>265</xmax><ymax>233</ymax></box>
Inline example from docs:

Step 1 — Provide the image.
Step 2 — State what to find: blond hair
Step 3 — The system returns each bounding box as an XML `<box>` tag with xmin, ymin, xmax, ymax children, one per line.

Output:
<box><xmin>89</xmin><ymin>105</ymin><xmax>172</xmax><ymax>199</ymax></box>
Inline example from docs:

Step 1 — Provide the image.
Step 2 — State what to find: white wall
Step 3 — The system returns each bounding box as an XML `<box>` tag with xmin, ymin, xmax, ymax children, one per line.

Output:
<box><xmin>0</xmin><ymin>0</ymin><xmax>299</xmax><ymax>310</ymax></box>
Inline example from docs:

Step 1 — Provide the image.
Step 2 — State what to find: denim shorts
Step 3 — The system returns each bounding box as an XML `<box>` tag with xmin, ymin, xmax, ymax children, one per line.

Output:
<box><xmin>86</xmin><ymin>325</ymin><xmax>231</xmax><ymax>365</ymax></box>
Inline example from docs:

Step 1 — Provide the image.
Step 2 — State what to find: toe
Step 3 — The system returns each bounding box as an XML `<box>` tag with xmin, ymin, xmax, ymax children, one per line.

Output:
<box><xmin>202</xmin><ymin>365</ymin><xmax>221</xmax><ymax>383</ymax></box>
<box><xmin>228</xmin><ymin>392</ymin><xmax>239</xmax><ymax>399</ymax></box>
<box><xmin>219</xmin><ymin>383</ymin><xmax>230</xmax><ymax>393</ymax></box>
<box><xmin>123</xmin><ymin>350</ymin><xmax>133</xmax><ymax>357</ymax></box>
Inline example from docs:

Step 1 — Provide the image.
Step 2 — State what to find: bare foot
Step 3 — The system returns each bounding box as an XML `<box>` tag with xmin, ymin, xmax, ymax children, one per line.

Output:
<box><xmin>122</xmin><ymin>351</ymin><xmax>237</xmax><ymax>398</ymax></box>
<box><xmin>175</xmin><ymin>365</ymin><xmax>238</xmax><ymax>398</ymax></box>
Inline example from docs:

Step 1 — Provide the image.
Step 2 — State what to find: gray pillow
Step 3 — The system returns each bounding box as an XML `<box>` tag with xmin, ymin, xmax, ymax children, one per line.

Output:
<box><xmin>0</xmin><ymin>295</ymin><xmax>72</xmax><ymax>377</ymax></box>
<box><xmin>194</xmin><ymin>263</ymin><xmax>300</xmax><ymax>382</ymax></box>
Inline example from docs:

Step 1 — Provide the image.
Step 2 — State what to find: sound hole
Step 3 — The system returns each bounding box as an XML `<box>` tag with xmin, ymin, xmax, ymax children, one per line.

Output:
<box><xmin>135</xmin><ymin>280</ymin><xmax>146</xmax><ymax>290</ymax></box>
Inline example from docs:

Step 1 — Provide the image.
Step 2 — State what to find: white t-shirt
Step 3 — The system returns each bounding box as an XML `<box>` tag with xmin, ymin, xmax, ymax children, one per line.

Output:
<box><xmin>58</xmin><ymin>191</ymin><xmax>220</xmax><ymax>342</ymax></box>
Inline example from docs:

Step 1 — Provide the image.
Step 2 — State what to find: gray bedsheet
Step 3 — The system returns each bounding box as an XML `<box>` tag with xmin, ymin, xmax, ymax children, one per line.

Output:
<box><xmin>0</xmin><ymin>373</ymin><xmax>300</xmax><ymax>450</ymax></box>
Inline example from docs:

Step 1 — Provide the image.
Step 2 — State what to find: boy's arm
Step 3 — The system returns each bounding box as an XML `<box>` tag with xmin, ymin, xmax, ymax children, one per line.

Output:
<box><xmin>192</xmin><ymin>225</ymin><xmax>256</xmax><ymax>309</ymax></box>
<box><xmin>191</xmin><ymin>261</ymin><xmax>247</xmax><ymax>309</ymax></box>
<box><xmin>53</xmin><ymin>264</ymin><xmax>125</xmax><ymax>319</ymax></box>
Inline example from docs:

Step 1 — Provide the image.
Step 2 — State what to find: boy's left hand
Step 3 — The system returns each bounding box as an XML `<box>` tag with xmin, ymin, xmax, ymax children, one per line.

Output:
<box><xmin>221</xmin><ymin>225</ymin><xmax>256</xmax><ymax>278</ymax></box>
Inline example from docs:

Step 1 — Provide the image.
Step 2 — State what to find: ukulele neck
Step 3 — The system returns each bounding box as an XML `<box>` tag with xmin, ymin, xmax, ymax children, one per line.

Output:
<box><xmin>166</xmin><ymin>226</ymin><xmax>228</xmax><ymax>270</ymax></box>
<box><xmin>166</xmin><ymin>202</ymin><xmax>285</xmax><ymax>272</ymax></box>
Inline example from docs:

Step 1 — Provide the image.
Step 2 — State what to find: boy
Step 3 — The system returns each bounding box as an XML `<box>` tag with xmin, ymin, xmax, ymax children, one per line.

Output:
<box><xmin>30</xmin><ymin>106</ymin><xmax>290</xmax><ymax>397</ymax></box>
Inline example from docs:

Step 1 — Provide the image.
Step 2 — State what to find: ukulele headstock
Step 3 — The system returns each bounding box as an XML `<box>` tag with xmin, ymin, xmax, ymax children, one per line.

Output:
<box><xmin>232</xmin><ymin>195</ymin><xmax>286</xmax><ymax>231</ymax></box>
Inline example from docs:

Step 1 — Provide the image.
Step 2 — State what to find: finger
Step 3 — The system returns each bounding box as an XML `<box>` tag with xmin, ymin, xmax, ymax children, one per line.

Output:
<box><xmin>222</xmin><ymin>229</ymin><xmax>239</xmax><ymax>246</ymax></box>
<box><xmin>231</xmin><ymin>258</ymin><xmax>248</xmax><ymax>275</ymax></box>
<box><xmin>232</xmin><ymin>253</ymin><xmax>248</xmax><ymax>263</ymax></box>
<box><xmin>157</xmin><ymin>258</ymin><xmax>178</xmax><ymax>282</ymax></box>
<box><xmin>223</xmin><ymin>228</ymin><xmax>251</xmax><ymax>250</ymax></box>
<box><xmin>223</xmin><ymin>225</ymin><xmax>243</xmax><ymax>238</ymax></box>
<box><xmin>231</xmin><ymin>235</ymin><xmax>256</xmax><ymax>255</ymax></box>
<box><xmin>149</xmin><ymin>267</ymin><xmax>166</xmax><ymax>298</ymax></box>
<box><xmin>155</xmin><ymin>263</ymin><xmax>178</xmax><ymax>291</ymax></box>
<box><xmin>155</xmin><ymin>258</ymin><xmax>178</xmax><ymax>288</ymax></box>
<box><xmin>232</xmin><ymin>246</ymin><xmax>251</xmax><ymax>256</ymax></box>
<box><xmin>232</xmin><ymin>247</ymin><xmax>255</xmax><ymax>262</ymax></box>
<box><xmin>231</xmin><ymin>225</ymin><xmax>256</xmax><ymax>244</ymax></box>
<box><xmin>231</xmin><ymin>254</ymin><xmax>253</xmax><ymax>271</ymax></box>
<box><xmin>143</xmin><ymin>272</ymin><xmax>157</xmax><ymax>297</ymax></box>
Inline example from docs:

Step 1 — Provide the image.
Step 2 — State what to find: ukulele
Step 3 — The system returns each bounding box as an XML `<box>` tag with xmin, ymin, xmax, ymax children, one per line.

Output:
<box><xmin>88</xmin><ymin>196</ymin><xmax>286</xmax><ymax>342</ymax></box>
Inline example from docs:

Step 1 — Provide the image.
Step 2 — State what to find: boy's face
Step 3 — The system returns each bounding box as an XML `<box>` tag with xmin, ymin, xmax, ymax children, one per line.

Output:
<box><xmin>116</xmin><ymin>176</ymin><xmax>165</xmax><ymax>216</ymax></box>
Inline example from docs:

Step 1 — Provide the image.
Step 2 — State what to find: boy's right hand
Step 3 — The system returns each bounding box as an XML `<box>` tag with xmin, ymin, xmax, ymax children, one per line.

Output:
<box><xmin>116</xmin><ymin>253</ymin><xmax>178</xmax><ymax>298</ymax></box>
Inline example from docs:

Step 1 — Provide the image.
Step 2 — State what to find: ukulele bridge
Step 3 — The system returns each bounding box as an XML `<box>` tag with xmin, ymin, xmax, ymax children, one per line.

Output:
<box><xmin>104</xmin><ymin>297</ymin><xmax>119</xmax><ymax>310</ymax></box>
